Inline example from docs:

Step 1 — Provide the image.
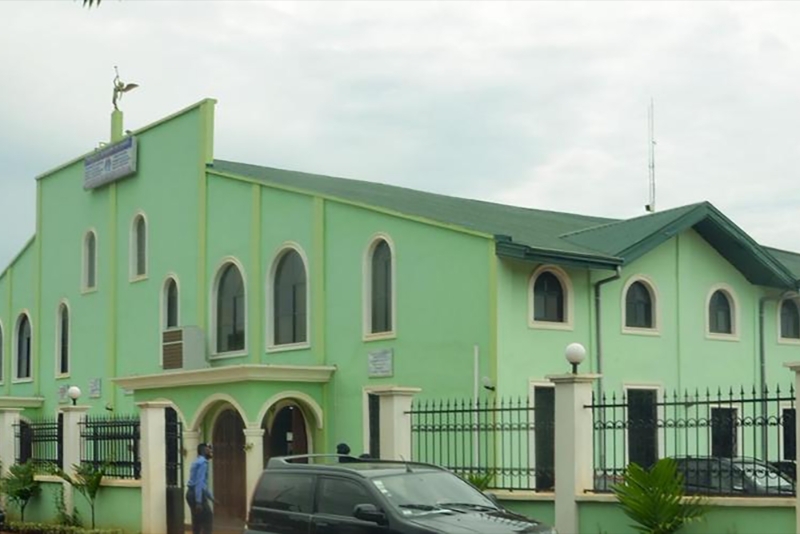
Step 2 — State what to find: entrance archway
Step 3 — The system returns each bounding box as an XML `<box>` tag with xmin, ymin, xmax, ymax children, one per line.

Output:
<box><xmin>263</xmin><ymin>404</ymin><xmax>308</xmax><ymax>464</ymax></box>
<box><xmin>212</xmin><ymin>408</ymin><xmax>246</xmax><ymax>522</ymax></box>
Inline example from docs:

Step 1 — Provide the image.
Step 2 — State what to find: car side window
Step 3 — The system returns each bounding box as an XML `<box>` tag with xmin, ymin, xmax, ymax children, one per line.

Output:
<box><xmin>317</xmin><ymin>477</ymin><xmax>375</xmax><ymax>517</ymax></box>
<box><xmin>252</xmin><ymin>473</ymin><xmax>314</xmax><ymax>513</ymax></box>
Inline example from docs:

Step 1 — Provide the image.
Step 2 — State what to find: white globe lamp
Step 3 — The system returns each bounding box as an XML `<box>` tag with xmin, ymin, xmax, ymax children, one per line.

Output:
<box><xmin>565</xmin><ymin>343</ymin><xmax>586</xmax><ymax>375</ymax></box>
<box><xmin>67</xmin><ymin>385</ymin><xmax>81</xmax><ymax>406</ymax></box>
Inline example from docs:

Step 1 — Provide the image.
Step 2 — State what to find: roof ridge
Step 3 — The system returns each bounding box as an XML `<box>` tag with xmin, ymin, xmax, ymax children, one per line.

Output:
<box><xmin>558</xmin><ymin>201</ymin><xmax>708</xmax><ymax>240</ymax></box>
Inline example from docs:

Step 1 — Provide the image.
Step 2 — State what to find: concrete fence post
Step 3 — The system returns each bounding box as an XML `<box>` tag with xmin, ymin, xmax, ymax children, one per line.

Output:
<box><xmin>374</xmin><ymin>387</ymin><xmax>421</xmax><ymax>461</ymax></box>
<box><xmin>137</xmin><ymin>401</ymin><xmax>170</xmax><ymax>534</ymax></box>
<box><xmin>61</xmin><ymin>405</ymin><xmax>90</xmax><ymax>515</ymax></box>
<box><xmin>244</xmin><ymin>427</ymin><xmax>265</xmax><ymax>505</ymax></box>
<box><xmin>547</xmin><ymin>373</ymin><xmax>600</xmax><ymax>534</ymax></box>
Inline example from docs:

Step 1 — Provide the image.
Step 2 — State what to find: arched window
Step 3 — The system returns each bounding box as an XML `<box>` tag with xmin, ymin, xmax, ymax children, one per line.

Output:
<box><xmin>274</xmin><ymin>250</ymin><xmax>307</xmax><ymax>345</ymax></box>
<box><xmin>709</xmin><ymin>290</ymin><xmax>733</xmax><ymax>334</ymax></box>
<box><xmin>370</xmin><ymin>240</ymin><xmax>393</xmax><ymax>333</ymax></box>
<box><xmin>165</xmin><ymin>278</ymin><xmax>179</xmax><ymax>329</ymax></box>
<box><xmin>132</xmin><ymin>214</ymin><xmax>147</xmax><ymax>278</ymax></box>
<box><xmin>57</xmin><ymin>303</ymin><xmax>69</xmax><ymax>375</ymax></box>
<box><xmin>216</xmin><ymin>263</ymin><xmax>245</xmax><ymax>353</ymax></box>
<box><xmin>84</xmin><ymin>231</ymin><xmax>97</xmax><ymax>289</ymax></box>
<box><xmin>16</xmin><ymin>314</ymin><xmax>31</xmax><ymax>380</ymax></box>
<box><xmin>533</xmin><ymin>271</ymin><xmax>564</xmax><ymax>322</ymax></box>
<box><xmin>625</xmin><ymin>281</ymin><xmax>654</xmax><ymax>328</ymax></box>
<box><xmin>781</xmin><ymin>300</ymin><xmax>800</xmax><ymax>340</ymax></box>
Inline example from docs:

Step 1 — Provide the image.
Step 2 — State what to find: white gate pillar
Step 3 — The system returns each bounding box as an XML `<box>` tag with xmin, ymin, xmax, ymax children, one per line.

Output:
<box><xmin>375</xmin><ymin>387</ymin><xmax>421</xmax><ymax>461</ymax></box>
<box><xmin>0</xmin><ymin>409</ymin><xmax>23</xmax><ymax>477</ymax></box>
<box><xmin>547</xmin><ymin>371</ymin><xmax>600</xmax><ymax>534</ymax></box>
<box><xmin>244</xmin><ymin>427</ymin><xmax>265</xmax><ymax>505</ymax></box>
<box><xmin>137</xmin><ymin>401</ymin><xmax>170</xmax><ymax>534</ymax></box>
<box><xmin>61</xmin><ymin>405</ymin><xmax>90</xmax><ymax>514</ymax></box>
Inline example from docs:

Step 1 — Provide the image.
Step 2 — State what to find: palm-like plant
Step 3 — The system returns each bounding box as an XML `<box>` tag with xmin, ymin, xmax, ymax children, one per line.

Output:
<box><xmin>2</xmin><ymin>461</ymin><xmax>41</xmax><ymax>522</ymax></box>
<box><xmin>611</xmin><ymin>458</ymin><xmax>706</xmax><ymax>534</ymax></box>
<box><xmin>54</xmin><ymin>462</ymin><xmax>108</xmax><ymax>529</ymax></box>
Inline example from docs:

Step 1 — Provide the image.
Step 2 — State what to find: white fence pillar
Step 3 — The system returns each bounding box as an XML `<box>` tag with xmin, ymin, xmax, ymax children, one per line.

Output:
<box><xmin>61</xmin><ymin>405</ymin><xmax>90</xmax><ymax>514</ymax></box>
<box><xmin>547</xmin><ymin>373</ymin><xmax>600</xmax><ymax>534</ymax></box>
<box><xmin>138</xmin><ymin>401</ymin><xmax>170</xmax><ymax>534</ymax></box>
<box><xmin>375</xmin><ymin>387</ymin><xmax>421</xmax><ymax>461</ymax></box>
<box><xmin>784</xmin><ymin>362</ymin><xmax>800</xmax><ymax>534</ymax></box>
<box><xmin>0</xmin><ymin>409</ymin><xmax>22</xmax><ymax>477</ymax></box>
<box><xmin>244</xmin><ymin>427</ymin><xmax>265</xmax><ymax>506</ymax></box>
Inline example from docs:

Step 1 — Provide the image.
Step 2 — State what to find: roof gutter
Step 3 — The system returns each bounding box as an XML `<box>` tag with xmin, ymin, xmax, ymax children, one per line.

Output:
<box><xmin>494</xmin><ymin>239</ymin><xmax>622</xmax><ymax>271</ymax></box>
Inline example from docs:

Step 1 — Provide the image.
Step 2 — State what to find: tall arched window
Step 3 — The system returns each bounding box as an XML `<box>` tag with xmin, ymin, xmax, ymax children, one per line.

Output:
<box><xmin>533</xmin><ymin>271</ymin><xmax>564</xmax><ymax>322</ymax></box>
<box><xmin>709</xmin><ymin>290</ymin><xmax>733</xmax><ymax>334</ymax></box>
<box><xmin>16</xmin><ymin>314</ymin><xmax>31</xmax><ymax>380</ymax></box>
<box><xmin>625</xmin><ymin>281</ymin><xmax>654</xmax><ymax>329</ymax></box>
<box><xmin>165</xmin><ymin>278</ymin><xmax>179</xmax><ymax>329</ymax></box>
<box><xmin>216</xmin><ymin>263</ymin><xmax>245</xmax><ymax>353</ymax></box>
<box><xmin>370</xmin><ymin>240</ymin><xmax>393</xmax><ymax>333</ymax></box>
<box><xmin>781</xmin><ymin>300</ymin><xmax>800</xmax><ymax>340</ymax></box>
<box><xmin>274</xmin><ymin>250</ymin><xmax>307</xmax><ymax>346</ymax></box>
<box><xmin>84</xmin><ymin>231</ymin><xmax>97</xmax><ymax>290</ymax></box>
<box><xmin>132</xmin><ymin>214</ymin><xmax>147</xmax><ymax>278</ymax></box>
<box><xmin>57</xmin><ymin>303</ymin><xmax>69</xmax><ymax>375</ymax></box>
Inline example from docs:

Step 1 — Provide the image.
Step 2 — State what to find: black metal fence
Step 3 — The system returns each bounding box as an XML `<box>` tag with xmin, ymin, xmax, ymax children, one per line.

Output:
<box><xmin>589</xmin><ymin>385</ymin><xmax>796</xmax><ymax>496</ymax></box>
<box><xmin>80</xmin><ymin>414</ymin><xmax>141</xmax><ymax>479</ymax></box>
<box><xmin>14</xmin><ymin>416</ymin><xmax>63</xmax><ymax>469</ymax></box>
<box><xmin>408</xmin><ymin>396</ymin><xmax>555</xmax><ymax>491</ymax></box>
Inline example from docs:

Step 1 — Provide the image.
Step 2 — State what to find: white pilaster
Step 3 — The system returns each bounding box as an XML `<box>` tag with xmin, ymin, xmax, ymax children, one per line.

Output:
<box><xmin>783</xmin><ymin>361</ymin><xmax>800</xmax><ymax>534</ymax></box>
<box><xmin>244</xmin><ymin>427</ymin><xmax>265</xmax><ymax>505</ymax></box>
<box><xmin>137</xmin><ymin>401</ymin><xmax>171</xmax><ymax>534</ymax></box>
<box><xmin>182</xmin><ymin>429</ymin><xmax>201</xmax><ymax>524</ymax></box>
<box><xmin>547</xmin><ymin>373</ymin><xmax>600</xmax><ymax>534</ymax></box>
<box><xmin>61</xmin><ymin>405</ymin><xmax>90</xmax><ymax>513</ymax></box>
<box><xmin>0</xmin><ymin>409</ymin><xmax>23</xmax><ymax>477</ymax></box>
<box><xmin>375</xmin><ymin>387</ymin><xmax>421</xmax><ymax>461</ymax></box>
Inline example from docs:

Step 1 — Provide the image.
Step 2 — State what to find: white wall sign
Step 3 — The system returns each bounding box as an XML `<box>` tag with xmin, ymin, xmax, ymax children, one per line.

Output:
<box><xmin>368</xmin><ymin>348</ymin><xmax>394</xmax><ymax>378</ymax></box>
<box><xmin>84</xmin><ymin>136</ymin><xmax>138</xmax><ymax>190</ymax></box>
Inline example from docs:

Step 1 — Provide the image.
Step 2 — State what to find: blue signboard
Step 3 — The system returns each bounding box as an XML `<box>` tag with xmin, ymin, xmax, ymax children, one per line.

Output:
<box><xmin>84</xmin><ymin>136</ymin><xmax>138</xmax><ymax>189</ymax></box>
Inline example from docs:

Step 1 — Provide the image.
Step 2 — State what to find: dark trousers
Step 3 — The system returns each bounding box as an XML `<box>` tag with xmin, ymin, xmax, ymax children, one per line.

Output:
<box><xmin>186</xmin><ymin>487</ymin><xmax>213</xmax><ymax>534</ymax></box>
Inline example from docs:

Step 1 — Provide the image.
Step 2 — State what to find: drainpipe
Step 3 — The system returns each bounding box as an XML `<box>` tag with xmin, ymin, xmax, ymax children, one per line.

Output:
<box><xmin>594</xmin><ymin>266</ymin><xmax>621</xmax><ymax>473</ymax></box>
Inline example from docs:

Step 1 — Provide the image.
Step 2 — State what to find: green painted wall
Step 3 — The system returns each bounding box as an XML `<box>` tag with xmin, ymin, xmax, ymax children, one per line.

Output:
<box><xmin>499</xmin><ymin>498</ymin><xmax>554</xmax><ymax>526</ymax></box>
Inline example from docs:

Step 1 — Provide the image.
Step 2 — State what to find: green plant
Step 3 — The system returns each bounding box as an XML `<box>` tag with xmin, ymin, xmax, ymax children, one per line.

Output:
<box><xmin>54</xmin><ymin>482</ymin><xmax>82</xmax><ymax>527</ymax></box>
<box><xmin>611</xmin><ymin>458</ymin><xmax>706</xmax><ymax>534</ymax></box>
<box><xmin>2</xmin><ymin>461</ymin><xmax>42</xmax><ymax>522</ymax></box>
<box><xmin>4</xmin><ymin>521</ymin><xmax>123</xmax><ymax>533</ymax></box>
<box><xmin>462</xmin><ymin>470</ymin><xmax>494</xmax><ymax>491</ymax></box>
<box><xmin>54</xmin><ymin>462</ymin><xmax>108</xmax><ymax>529</ymax></box>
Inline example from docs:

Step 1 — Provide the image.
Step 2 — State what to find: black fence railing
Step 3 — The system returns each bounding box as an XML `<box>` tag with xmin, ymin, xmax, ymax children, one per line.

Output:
<box><xmin>80</xmin><ymin>414</ymin><xmax>141</xmax><ymax>479</ymax></box>
<box><xmin>589</xmin><ymin>385</ymin><xmax>796</xmax><ymax>496</ymax></box>
<box><xmin>408</xmin><ymin>396</ymin><xmax>555</xmax><ymax>491</ymax></box>
<box><xmin>15</xmin><ymin>416</ymin><xmax>63</xmax><ymax>469</ymax></box>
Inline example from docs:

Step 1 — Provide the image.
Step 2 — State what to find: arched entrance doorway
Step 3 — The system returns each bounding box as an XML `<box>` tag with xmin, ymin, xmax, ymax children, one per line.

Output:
<box><xmin>212</xmin><ymin>408</ymin><xmax>246</xmax><ymax>523</ymax></box>
<box><xmin>263</xmin><ymin>404</ymin><xmax>309</xmax><ymax>465</ymax></box>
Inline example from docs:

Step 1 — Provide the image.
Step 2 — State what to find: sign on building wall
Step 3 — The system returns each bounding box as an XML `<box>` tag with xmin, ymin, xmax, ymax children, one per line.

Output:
<box><xmin>368</xmin><ymin>348</ymin><xmax>394</xmax><ymax>378</ymax></box>
<box><xmin>83</xmin><ymin>136</ymin><xmax>138</xmax><ymax>190</ymax></box>
<box><xmin>89</xmin><ymin>378</ymin><xmax>102</xmax><ymax>398</ymax></box>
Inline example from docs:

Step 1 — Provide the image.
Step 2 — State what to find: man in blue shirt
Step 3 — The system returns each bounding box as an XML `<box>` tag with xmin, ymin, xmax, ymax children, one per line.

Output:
<box><xmin>186</xmin><ymin>442</ymin><xmax>214</xmax><ymax>534</ymax></box>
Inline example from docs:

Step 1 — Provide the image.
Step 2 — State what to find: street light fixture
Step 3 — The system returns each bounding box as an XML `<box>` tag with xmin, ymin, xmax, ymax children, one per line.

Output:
<box><xmin>67</xmin><ymin>386</ymin><xmax>81</xmax><ymax>406</ymax></box>
<box><xmin>565</xmin><ymin>343</ymin><xmax>586</xmax><ymax>375</ymax></box>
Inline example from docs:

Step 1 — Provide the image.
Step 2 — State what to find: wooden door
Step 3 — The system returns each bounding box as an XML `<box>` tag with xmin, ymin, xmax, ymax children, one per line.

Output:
<box><xmin>212</xmin><ymin>409</ymin><xmax>246</xmax><ymax>521</ymax></box>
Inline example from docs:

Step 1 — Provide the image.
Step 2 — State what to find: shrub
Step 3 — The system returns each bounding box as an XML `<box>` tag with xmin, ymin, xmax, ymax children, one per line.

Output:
<box><xmin>462</xmin><ymin>470</ymin><xmax>495</xmax><ymax>491</ymax></box>
<box><xmin>2</xmin><ymin>461</ymin><xmax>42</xmax><ymax>522</ymax></box>
<box><xmin>4</xmin><ymin>521</ymin><xmax>122</xmax><ymax>534</ymax></box>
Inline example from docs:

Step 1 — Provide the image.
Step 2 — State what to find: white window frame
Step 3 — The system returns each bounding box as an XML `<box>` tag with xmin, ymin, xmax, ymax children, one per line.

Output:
<box><xmin>13</xmin><ymin>310</ymin><xmax>33</xmax><ymax>384</ymax></box>
<box><xmin>705</xmin><ymin>284</ymin><xmax>740</xmax><ymax>341</ymax></box>
<box><xmin>161</xmin><ymin>274</ymin><xmax>181</xmax><ymax>330</ymax></box>
<box><xmin>55</xmin><ymin>300</ymin><xmax>71</xmax><ymax>379</ymax></box>
<box><xmin>363</xmin><ymin>233</ymin><xmax>397</xmax><ymax>341</ymax></box>
<box><xmin>620</xmin><ymin>275</ymin><xmax>661</xmax><ymax>336</ymax></box>
<box><xmin>622</xmin><ymin>383</ymin><xmax>665</xmax><ymax>464</ymax></box>
<box><xmin>361</xmin><ymin>385</ymin><xmax>397</xmax><ymax>455</ymax></box>
<box><xmin>82</xmin><ymin>229</ymin><xmax>98</xmax><ymax>293</ymax></box>
<box><xmin>779</xmin><ymin>402</ymin><xmax>796</xmax><ymax>463</ymax></box>
<box><xmin>777</xmin><ymin>297</ymin><xmax>800</xmax><ymax>345</ymax></box>
<box><xmin>266</xmin><ymin>242</ymin><xmax>311</xmax><ymax>353</ymax></box>
<box><xmin>528</xmin><ymin>265</ymin><xmax>574</xmax><ymax>331</ymax></box>
<box><xmin>527</xmin><ymin>380</ymin><xmax>556</xmax><ymax>491</ymax></box>
<box><xmin>129</xmin><ymin>211</ymin><xmax>149</xmax><ymax>282</ymax></box>
<box><xmin>707</xmin><ymin>403</ymin><xmax>743</xmax><ymax>458</ymax></box>
<box><xmin>209</xmin><ymin>257</ymin><xmax>248</xmax><ymax>359</ymax></box>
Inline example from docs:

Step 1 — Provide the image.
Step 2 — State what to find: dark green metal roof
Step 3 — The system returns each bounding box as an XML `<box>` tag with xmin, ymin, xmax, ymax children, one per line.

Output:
<box><xmin>210</xmin><ymin>160</ymin><xmax>800</xmax><ymax>288</ymax></box>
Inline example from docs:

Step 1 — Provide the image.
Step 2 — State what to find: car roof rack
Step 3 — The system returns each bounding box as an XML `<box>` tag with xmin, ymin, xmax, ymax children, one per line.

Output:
<box><xmin>266</xmin><ymin>454</ymin><xmax>447</xmax><ymax>471</ymax></box>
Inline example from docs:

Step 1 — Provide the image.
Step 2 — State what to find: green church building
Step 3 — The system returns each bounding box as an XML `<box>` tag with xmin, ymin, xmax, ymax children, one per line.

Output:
<box><xmin>1</xmin><ymin>98</ymin><xmax>800</xmax><ymax>532</ymax></box>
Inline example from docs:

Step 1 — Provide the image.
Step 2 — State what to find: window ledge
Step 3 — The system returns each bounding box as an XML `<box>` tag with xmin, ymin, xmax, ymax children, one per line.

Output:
<box><xmin>778</xmin><ymin>337</ymin><xmax>800</xmax><ymax>346</ymax></box>
<box><xmin>267</xmin><ymin>342</ymin><xmax>311</xmax><ymax>354</ymax></box>
<box><xmin>129</xmin><ymin>274</ymin><xmax>148</xmax><ymax>284</ymax></box>
<box><xmin>12</xmin><ymin>378</ymin><xmax>33</xmax><ymax>384</ymax></box>
<box><xmin>55</xmin><ymin>373</ymin><xmax>70</xmax><ymax>380</ymax></box>
<box><xmin>363</xmin><ymin>332</ymin><xmax>397</xmax><ymax>342</ymax></box>
<box><xmin>209</xmin><ymin>350</ymin><xmax>248</xmax><ymax>361</ymax></box>
<box><xmin>705</xmin><ymin>332</ymin><xmax>740</xmax><ymax>342</ymax></box>
<box><xmin>622</xmin><ymin>327</ymin><xmax>661</xmax><ymax>337</ymax></box>
<box><xmin>528</xmin><ymin>320</ymin><xmax>573</xmax><ymax>331</ymax></box>
<box><xmin>81</xmin><ymin>287</ymin><xmax>98</xmax><ymax>295</ymax></box>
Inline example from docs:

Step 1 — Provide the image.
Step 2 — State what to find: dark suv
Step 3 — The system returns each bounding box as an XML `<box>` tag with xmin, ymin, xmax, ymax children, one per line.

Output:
<box><xmin>672</xmin><ymin>456</ymin><xmax>795</xmax><ymax>496</ymax></box>
<box><xmin>245</xmin><ymin>454</ymin><xmax>556</xmax><ymax>534</ymax></box>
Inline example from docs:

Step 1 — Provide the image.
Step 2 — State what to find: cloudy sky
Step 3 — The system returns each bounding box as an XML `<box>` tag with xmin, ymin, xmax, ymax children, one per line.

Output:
<box><xmin>2</xmin><ymin>1</ymin><xmax>800</xmax><ymax>267</ymax></box>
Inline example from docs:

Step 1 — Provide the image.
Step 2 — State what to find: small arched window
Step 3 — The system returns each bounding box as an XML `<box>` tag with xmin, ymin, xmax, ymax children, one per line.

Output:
<box><xmin>625</xmin><ymin>281</ymin><xmax>654</xmax><ymax>329</ymax></box>
<box><xmin>16</xmin><ymin>314</ymin><xmax>31</xmax><ymax>380</ymax></box>
<box><xmin>370</xmin><ymin>240</ymin><xmax>393</xmax><ymax>333</ymax></box>
<box><xmin>274</xmin><ymin>250</ymin><xmax>307</xmax><ymax>346</ymax></box>
<box><xmin>533</xmin><ymin>271</ymin><xmax>564</xmax><ymax>322</ymax></box>
<box><xmin>216</xmin><ymin>263</ymin><xmax>245</xmax><ymax>353</ymax></box>
<box><xmin>84</xmin><ymin>231</ymin><xmax>97</xmax><ymax>289</ymax></box>
<box><xmin>781</xmin><ymin>300</ymin><xmax>800</xmax><ymax>340</ymax></box>
<box><xmin>132</xmin><ymin>214</ymin><xmax>147</xmax><ymax>277</ymax></box>
<box><xmin>709</xmin><ymin>290</ymin><xmax>733</xmax><ymax>334</ymax></box>
<box><xmin>165</xmin><ymin>278</ymin><xmax>179</xmax><ymax>329</ymax></box>
<box><xmin>57</xmin><ymin>304</ymin><xmax>69</xmax><ymax>375</ymax></box>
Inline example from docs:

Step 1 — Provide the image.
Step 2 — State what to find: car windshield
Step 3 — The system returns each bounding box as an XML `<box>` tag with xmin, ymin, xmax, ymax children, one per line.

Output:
<box><xmin>371</xmin><ymin>470</ymin><xmax>496</xmax><ymax>514</ymax></box>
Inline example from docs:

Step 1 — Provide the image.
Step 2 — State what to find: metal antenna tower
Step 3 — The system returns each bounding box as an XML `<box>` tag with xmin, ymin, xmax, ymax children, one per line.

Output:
<box><xmin>645</xmin><ymin>98</ymin><xmax>656</xmax><ymax>213</ymax></box>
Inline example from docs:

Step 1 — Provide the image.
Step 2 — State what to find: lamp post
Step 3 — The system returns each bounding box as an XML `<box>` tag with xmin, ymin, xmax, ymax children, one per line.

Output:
<box><xmin>565</xmin><ymin>343</ymin><xmax>586</xmax><ymax>374</ymax></box>
<box><xmin>67</xmin><ymin>385</ymin><xmax>81</xmax><ymax>406</ymax></box>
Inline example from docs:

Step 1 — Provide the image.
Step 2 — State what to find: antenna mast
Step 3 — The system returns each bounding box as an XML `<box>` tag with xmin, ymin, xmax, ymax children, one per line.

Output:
<box><xmin>646</xmin><ymin>98</ymin><xmax>656</xmax><ymax>213</ymax></box>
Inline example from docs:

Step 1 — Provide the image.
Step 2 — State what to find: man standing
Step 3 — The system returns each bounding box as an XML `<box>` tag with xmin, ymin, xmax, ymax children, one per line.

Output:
<box><xmin>186</xmin><ymin>443</ymin><xmax>214</xmax><ymax>534</ymax></box>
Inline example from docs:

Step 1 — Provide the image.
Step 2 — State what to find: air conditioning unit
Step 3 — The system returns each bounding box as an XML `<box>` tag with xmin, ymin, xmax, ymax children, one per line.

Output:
<box><xmin>162</xmin><ymin>326</ymin><xmax>207</xmax><ymax>371</ymax></box>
